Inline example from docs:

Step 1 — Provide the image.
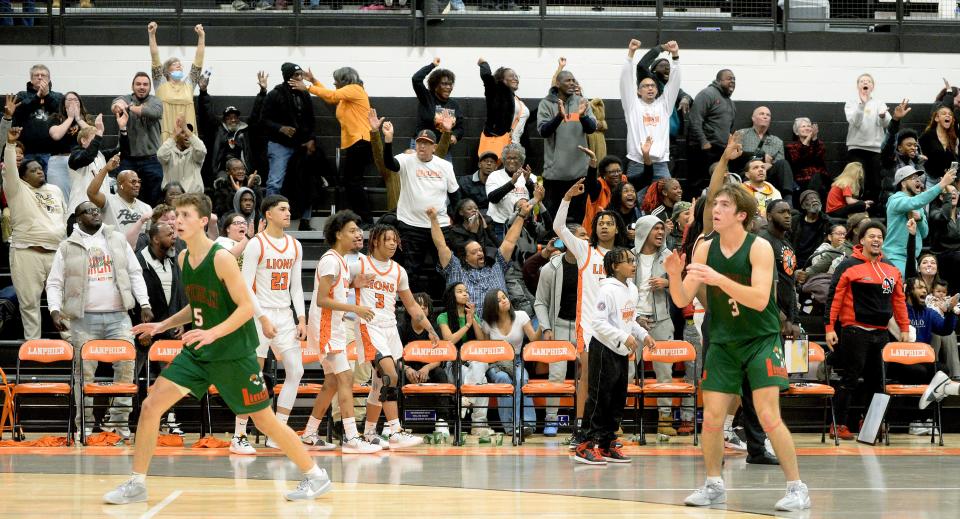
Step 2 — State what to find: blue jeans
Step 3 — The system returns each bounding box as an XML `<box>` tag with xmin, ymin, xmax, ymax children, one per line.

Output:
<box><xmin>46</xmin><ymin>155</ymin><xmax>72</xmax><ymax>201</ymax></box>
<box><xmin>628</xmin><ymin>160</ymin><xmax>670</xmax><ymax>202</ymax></box>
<box><xmin>0</xmin><ymin>1</ymin><xmax>35</xmax><ymax>26</ymax></box>
<box><xmin>22</xmin><ymin>152</ymin><xmax>49</xmax><ymax>174</ymax></box>
<box><xmin>266</xmin><ymin>141</ymin><xmax>296</xmax><ymax>196</ymax></box>
<box><xmin>69</xmin><ymin>311</ymin><xmax>136</xmax><ymax>431</ymax></box>
<box><xmin>486</xmin><ymin>363</ymin><xmax>535</xmax><ymax>434</ymax></box>
<box><xmin>490</xmin><ymin>222</ymin><xmax>506</xmax><ymax>242</ymax></box>
<box><xmin>120</xmin><ymin>155</ymin><xmax>164</xmax><ymax>206</ymax></box>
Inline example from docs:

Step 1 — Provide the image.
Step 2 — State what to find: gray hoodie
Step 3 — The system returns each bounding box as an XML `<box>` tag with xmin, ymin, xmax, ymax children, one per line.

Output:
<box><xmin>688</xmin><ymin>80</ymin><xmax>735</xmax><ymax>149</ymax></box>
<box><xmin>537</xmin><ymin>88</ymin><xmax>597</xmax><ymax>181</ymax></box>
<box><xmin>633</xmin><ymin>215</ymin><xmax>672</xmax><ymax>323</ymax></box>
<box><xmin>233</xmin><ymin>186</ymin><xmax>257</xmax><ymax>228</ymax></box>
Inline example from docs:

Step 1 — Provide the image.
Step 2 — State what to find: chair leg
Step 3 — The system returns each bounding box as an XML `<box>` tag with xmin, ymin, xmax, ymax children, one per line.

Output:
<box><xmin>692</xmin><ymin>403</ymin><xmax>698</xmax><ymax>447</ymax></box>
<box><xmin>883</xmin><ymin>420</ymin><xmax>890</xmax><ymax>446</ymax></box>
<box><xmin>821</xmin><ymin>399</ymin><xmax>827</xmax><ymax>444</ymax></box>
<box><xmin>937</xmin><ymin>401</ymin><xmax>944</xmax><ymax>447</ymax></box>
<box><xmin>638</xmin><ymin>399</ymin><xmax>646</xmax><ymax>446</ymax></box>
<box><xmin>829</xmin><ymin>398</ymin><xmax>839</xmax><ymax>446</ymax></box>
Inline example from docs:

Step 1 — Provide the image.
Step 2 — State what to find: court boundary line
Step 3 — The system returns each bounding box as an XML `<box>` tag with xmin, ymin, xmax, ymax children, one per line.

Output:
<box><xmin>140</xmin><ymin>489</ymin><xmax>182</xmax><ymax>519</ymax></box>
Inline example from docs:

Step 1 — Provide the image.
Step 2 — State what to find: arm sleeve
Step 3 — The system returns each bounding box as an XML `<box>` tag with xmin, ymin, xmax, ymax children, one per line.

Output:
<box><xmin>479</xmin><ymin>61</ymin><xmax>496</xmax><ymax>95</ymax></box>
<box><xmin>45</xmin><ymin>250</ymin><xmax>66</xmax><ymax>314</ymax></box>
<box><xmin>637</xmin><ymin>45</ymin><xmax>662</xmax><ymax>70</ymax></box>
<box><xmin>382</xmin><ymin>142</ymin><xmax>401</xmax><ymax>172</ymax></box>
<box><xmin>880</xmin><ymin>118</ymin><xmax>900</xmax><ymax>165</ymax></box>
<box><xmin>240</xmin><ymin>238</ymin><xmax>260</xmax><ymax>293</ymax></box>
<box><xmin>619</xmin><ymin>56</ymin><xmax>639</xmax><ymax>114</ymax></box>
<box><xmin>156</xmin><ymin>137</ymin><xmax>175</xmax><ymax>164</ymax></box>
<box><xmin>188</xmin><ymin>133</ymin><xmax>207</xmax><ymax>164</ymax></box>
<box><xmin>892</xmin><ymin>275</ymin><xmax>910</xmax><ymax>332</ymax></box>
<box><xmin>590</xmin><ymin>289</ymin><xmax>629</xmax><ymax>347</ymax></box>
<box><xmin>888</xmin><ymin>184</ymin><xmax>943</xmax><ymax>214</ymax></box>
<box><xmin>663</xmin><ymin>59</ymin><xmax>682</xmax><ymax>109</ymax></box>
<box><xmin>125</xmin><ymin>243</ymin><xmax>152</xmax><ymax>308</ymax></box>
<box><xmin>290</xmin><ymin>240</ymin><xmax>306</xmax><ymax>318</ymax></box>
<box><xmin>583</xmin><ymin>164</ymin><xmax>601</xmax><ymax>199</ymax></box>
<box><xmin>487</xmin><ymin>175</ymin><xmax>516</xmax><ymax>204</ymax></box>
<box><xmin>580</xmin><ymin>103</ymin><xmax>597</xmax><ymax>134</ymax></box>
<box><xmin>688</xmin><ymin>93</ymin><xmax>709</xmax><ymax>147</ymax></box>
<box><xmin>412</xmin><ymin>63</ymin><xmax>435</xmax><ymax>105</ymax></box>
<box><xmin>141</xmin><ymin>96</ymin><xmax>163</xmax><ymax>121</ymax></box>
<box><xmin>825</xmin><ymin>262</ymin><xmax>852</xmax><ymax>331</ymax></box>
<box><xmin>67</xmin><ymin>135</ymin><xmax>102</xmax><ymax>170</ymax></box>
<box><xmin>553</xmin><ymin>199</ymin><xmax>589</xmax><ymax>264</ymax></box>
<box><xmin>2</xmin><ymin>144</ymin><xmax>19</xmax><ymax>199</ymax></box>
<box><xmin>532</xmin><ymin>260</ymin><xmax>554</xmax><ymax>330</ymax></box>
<box><xmin>845</xmin><ymin>100</ymin><xmax>865</xmax><ymax>128</ymax></box>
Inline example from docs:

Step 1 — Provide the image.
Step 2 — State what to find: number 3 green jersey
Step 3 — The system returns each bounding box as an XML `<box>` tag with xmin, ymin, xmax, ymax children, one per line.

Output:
<box><xmin>182</xmin><ymin>243</ymin><xmax>258</xmax><ymax>361</ymax></box>
<box><xmin>705</xmin><ymin>233</ymin><xmax>781</xmax><ymax>344</ymax></box>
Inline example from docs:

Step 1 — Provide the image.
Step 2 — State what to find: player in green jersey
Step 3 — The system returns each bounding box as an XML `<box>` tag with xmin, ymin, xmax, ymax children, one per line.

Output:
<box><xmin>665</xmin><ymin>181</ymin><xmax>810</xmax><ymax>512</ymax></box>
<box><xmin>104</xmin><ymin>194</ymin><xmax>332</xmax><ymax>505</ymax></box>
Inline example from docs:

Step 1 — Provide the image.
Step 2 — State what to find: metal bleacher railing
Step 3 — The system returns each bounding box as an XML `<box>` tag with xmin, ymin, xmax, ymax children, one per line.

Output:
<box><xmin>4</xmin><ymin>1</ymin><xmax>960</xmax><ymax>45</ymax></box>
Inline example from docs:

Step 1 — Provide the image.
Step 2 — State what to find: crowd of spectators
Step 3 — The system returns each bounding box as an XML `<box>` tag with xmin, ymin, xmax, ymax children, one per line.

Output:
<box><xmin>3</xmin><ymin>27</ymin><xmax>960</xmax><ymax>442</ymax></box>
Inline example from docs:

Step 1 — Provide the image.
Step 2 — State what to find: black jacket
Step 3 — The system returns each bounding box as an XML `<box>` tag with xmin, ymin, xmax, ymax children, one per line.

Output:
<box><xmin>133</xmin><ymin>247</ymin><xmax>187</xmax><ymax>338</ymax></box>
<box><xmin>929</xmin><ymin>202</ymin><xmax>960</xmax><ymax>255</ymax></box>
<box><xmin>197</xmin><ymin>89</ymin><xmax>262</xmax><ymax>181</ymax></box>
<box><xmin>479</xmin><ymin>61</ymin><xmax>525</xmax><ymax>138</ymax></box>
<box><xmin>14</xmin><ymin>81</ymin><xmax>63</xmax><ymax>155</ymax></box>
<box><xmin>412</xmin><ymin>63</ymin><xmax>465</xmax><ymax>141</ymax></box>
<box><xmin>261</xmin><ymin>83</ymin><xmax>315</xmax><ymax>148</ymax></box>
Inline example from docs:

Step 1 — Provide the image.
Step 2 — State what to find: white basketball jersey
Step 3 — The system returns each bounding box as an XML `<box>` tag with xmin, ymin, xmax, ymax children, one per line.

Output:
<box><xmin>354</xmin><ymin>254</ymin><xmax>408</xmax><ymax>328</ymax></box>
<box><xmin>309</xmin><ymin>249</ymin><xmax>351</xmax><ymax>352</ymax></box>
<box><xmin>252</xmin><ymin>233</ymin><xmax>301</xmax><ymax>309</ymax></box>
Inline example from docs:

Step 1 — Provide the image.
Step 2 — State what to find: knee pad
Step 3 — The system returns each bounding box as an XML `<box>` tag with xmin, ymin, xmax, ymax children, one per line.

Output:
<box><xmin>379</xmin><ymin>384</ymin><xmax>399</xmax><ymax>402</ymax></box>
<box><xmin>374</xmin><ymin>353</ymin><xmax>400</xmax><ymax>402</ymax></box>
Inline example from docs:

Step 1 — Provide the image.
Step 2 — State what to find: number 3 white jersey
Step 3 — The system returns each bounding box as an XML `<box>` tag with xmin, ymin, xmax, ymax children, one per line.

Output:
<box><xmin>352</xmin><ymin>253</ymin><xmax>409</xmax><ymax>328</ymax></box>
<box><xmin>241</xmin><ymin>233</ymin><xmax>306</xmax><ymax>317</ymax></box>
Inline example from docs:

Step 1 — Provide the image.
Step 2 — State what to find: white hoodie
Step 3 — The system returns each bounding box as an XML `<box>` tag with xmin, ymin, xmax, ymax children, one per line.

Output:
<box><xmin>591</xmin><ymin>276</ymin><xmax>650</xmax><ymax>356</ymax></box>
<box><xmin>620</xmin><ymin>54</ymin><xmax>681</xmax><ymax>164</ymax></box>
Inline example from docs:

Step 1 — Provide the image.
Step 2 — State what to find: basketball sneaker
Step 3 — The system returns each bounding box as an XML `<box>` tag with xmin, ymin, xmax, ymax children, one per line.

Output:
<box><xmin>230</xmin><ymin>434</ymin><xmax>257</xmax><ymax>455</ymax></box>
<box><xmin>775</xmin><ymin>481</ymin><xmax>811</xmax><ymax>511</ymax></box>
<box><xmin>285</xmin><ymin>469</ymin><xmax>332</xmax><ymax>501</ymax></box>
<box><xmin>723</xmin><ymin>428</ymin><xmax>747</xmax><ymax>451</ymax></box>
<box><xmin>599</xmin><ymin>441</ymin><xmax>631</xmax><ymax>463</ymax></box>
<box><xmin>388</xmin><ymin>430</ymin><xmax>424</xmax><ymax>449</ymax></box>
<box><xmin>921</xmin><ymin>371</ymin><xmax>951</xmax><ymax>410</ymax></box>
<box><xmin>685</xmin><ymin>481</ymin><xmax>726</xmax><ymax>506</ymax></box>
<box><xmin>265</xmin><ymin>436</ymin><xmax>280</xmax><ymax>449</ymax></box>
<box><xmin>364</xmin><ymin>434</ymin><xmax>391</xmax><ymax>450</ymax></box>
<box><xmin>301</xmin><ymin>433</ymin><xmax>337</xmax><ymax>451</ymax></box>
<box><xmin>342</xmin><ymin>435</ymin><xmax>383</xmax><ymax>454</ymax></box>
<box><xmin>103</xmin><ymin>477</ymin><xmax>148</xmax><ymax>505</ymax></box>
<box><xmin>571</xmin><ymin>441</ymin><xmax>606</xmax><ymax>465</ymax></box>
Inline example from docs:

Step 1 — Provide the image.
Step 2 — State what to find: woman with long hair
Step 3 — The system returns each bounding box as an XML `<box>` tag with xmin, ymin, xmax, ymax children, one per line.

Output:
<box><xmin>919</xmin><ymin>104</ymin><xmax>959</xmax><ymax>188</ymax></box>
<box><xmin>214</xmin><ymin>211</ymin><xmax>250</xmax><ymax>260</ymax></box>
<box><xmin>437</xmin><ymin>283</ymin><xmax>490</xmax><ymax>433</ymax></box>
<box><xmin>147</xmin><ymin>21</ymin><xmax>205</xmax><ymax>141</ymax></box>
<box><xmin>826</xmin><ymin>162</ymin><xmax>873</xmax><ymax>217</ymax></box>
<box><xmin>607</xmin><ymin>182</ymin><xmax>641</xmax><ymax>229</ymax></box>
<box><xmin>479</xmin><ymin>288</ymin><xmax>538</xmax><ymax>437</ymax></box>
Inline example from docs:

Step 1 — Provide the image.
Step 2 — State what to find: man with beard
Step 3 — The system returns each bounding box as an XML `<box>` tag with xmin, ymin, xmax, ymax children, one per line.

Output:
<box><xmin>2</xmin><ymin>124</ymin><xmax>67</xmax><ymax>341</ymax></box>
<box><xmin>113</xmin><ymin>72</ymin><xmax>164</xmax><ymax>206</ymax></box>
<box><xmin>884</xmin><ymin>165</ymin><xmax>956</xmax><ymax>276</ymax></box>
<box><xmin>741</xmin><ymin>156</ymin><xmax>782</xmax><ymax>219</ymax></box>
<box><xmin>458</xmin><ymin>150</ymin><xmax>498</xmax><ymax>212</ymax></box>
<box><xmin>879</xmin><ymin>99</ymin><xmax>923</xmax><ymax>208</ymax></box>
<box><xmin>261</xmin><ymin>62</ymin><xmax>315</xmax><ymax>196</ymax></box>
<box><xmin>688</xmin><ymin>69</ymin><xmax>736</xmax><ymax>196</ymax></box>
<box><xmin>791</xmin><ymin>190</ymin><xmax>830</xmax><ymax>268</ymax></box>
<box><xmin>759</xmin><ymin>200</ymin><xmax>799</xmax><ymax>338</ymax></box>
<box><xmin>637</xmin><ymin>44</ymin><xmax>693</xmax><ymax>168</ymax></box>
<box><xmin>88</xmin><ymin>162</ymin><xmax>153</xmax><ymax>235</ymax></box>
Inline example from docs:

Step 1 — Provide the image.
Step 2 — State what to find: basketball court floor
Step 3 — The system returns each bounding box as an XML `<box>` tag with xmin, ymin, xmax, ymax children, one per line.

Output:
<box><xmin>2</xmin><ymin>433</ymin><xmax>958</xmax><ymax>518</ymax></box>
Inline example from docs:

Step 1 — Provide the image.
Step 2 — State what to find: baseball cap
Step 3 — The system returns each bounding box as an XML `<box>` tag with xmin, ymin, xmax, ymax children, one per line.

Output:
<box><xmin>893</xmin><ymin>165</ymin><xmax>923</xmax><ymax>187</ymax></box>
<box><xmin>415</xmin><ymin>129</ymin><xmax>437</xmax><ymax>144</ymax></box>
<box><xmin>478</xmin><ymin>150</ymin><xmax>499</xmax><ymax>162</ymax></box>
<box><xmin>223</xmin><ymin>106</ymin><xmax>241</xmax><ymax>117</ymax></box>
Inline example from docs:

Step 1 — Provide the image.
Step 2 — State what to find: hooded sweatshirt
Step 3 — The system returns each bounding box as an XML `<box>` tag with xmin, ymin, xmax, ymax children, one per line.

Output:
<box><xmin>633</xmin><ymin>215</ymin><xmax>672</xmax><ymax>322</ymax></box>
<box><xmin>688</xmin><ymin>80</ymin><xmax>735</xmax><ymax>149</ymax></box>
<box><xmin>233</xmin><ymin>186</ymin><xmax>259</xmax><ymax>229</ymax></box>
<box><xmin>844</xmin><ymin>97</ymin><xmax>890</xmax><ymax>153</ymax></box>
<box><xmin>537</xmin><ymin>87</ymin><xmax>597</xmax><ymax>181</ymax></box>
<box><xmin>261</xmin><ymin>63</ymin><xmax>315</xmax><ymax>148</ymax></box>
<box><xmin>591</xmin><ymin>276</ymin><xmax>650</xmax><ymax>356</ymax></box>
<box><xmin>620</xmin><ymin>53</ymin><xmax>680</xmax><ymax>164</ymax></box>
<box><xmin>883</xmin><ymin>185</ymin><xmax>942</xmax><ymax>275</ymax></box>
<box><xmin>825</xmin><ymin>245</ymin><xmax>908</xmax><ymax>334</ymax></box>
<box><xmin>908</xmin><ymin>303</ymin><xmax>958</xmax><ymax>346</ymax></box>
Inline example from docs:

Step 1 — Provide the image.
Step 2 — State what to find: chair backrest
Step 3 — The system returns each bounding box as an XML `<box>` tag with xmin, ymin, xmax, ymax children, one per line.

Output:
<box><xmin>642</xmin><ymin>340</ymin><xmax>696</xmax><ymax>363</ymax></box>
<box><xmin>809</xmin><ymin>342</ymin><xmax>826</xmax><ymax>362</ymax></box>
<box><xmin>882</xmin><ymin>342</ymin><xmax>935</xmax><ymax>365</ymax></box>
<box><xmin>460</xmin><ymin>340</ymin><xmax>514</xmax><ymax>363</ymax></box>
<box><xmin>403</xmin><ymin>341</ymin><xmax>458</xmax><ymax>363</ymax></box>
<box><xmin>149</xmin><ymin>340</ymin><xmax>183</xmax><ymax>362</ymax></box>
<box><xmin>19</xmin><ymin>340</ymin><xmax>73</xmax><ymax>363</ymax></box>
<box><xmin>81</xmin><ymin>340</ymin><xmax>136</xmax><ymax>363</ymax></box>
<box><xmin>523</xmin><ymin>340</ymin><xmax>577</xmax><ymax>363</ymax></box>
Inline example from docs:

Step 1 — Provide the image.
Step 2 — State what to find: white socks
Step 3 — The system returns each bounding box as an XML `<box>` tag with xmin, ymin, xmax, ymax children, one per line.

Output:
<box><xmin>235</xmin><ymin>417</ymin><xmax>248</xmax><ymax>437</ymax></box>
<box><xmin>706</xmin><ymin>476</ymin><xmax>724</xmax><ymax>487</ymax></box>
<box><xmin>304</xmin><ymin>415</ymin><xmax>322</xmax><ymax>437</ymax></box>
<box><xmin>306</xmin><ymin>465</ymin><xmax>324</xmax><ymax>478</ymax></box>
<box><xmin>364</xmin><ymin>421</ymin><xmax>379</xmax><ymax>437</ymax></box>
<box><xmin>131</xmin><ymin>472</ymin><xmax>146</xmax><ymax>484</ymax></box>
<box><xmin>387</xmin><ymin>419</ymin><xmax>401</xmax><ymax>435</ymax></box>
<box><xmin>343</xmin><ymin>417</ymin><xmax>359</xmax><ymax>439</ymax></box>
<box><xmin>947</xmin><ymin>382</ymin><xmax>960</xmax><ymax>396</ymax></box>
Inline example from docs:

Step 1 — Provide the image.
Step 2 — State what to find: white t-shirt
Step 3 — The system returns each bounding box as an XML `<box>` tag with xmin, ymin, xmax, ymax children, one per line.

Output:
<box><xmin>309</xmin><ymin>249</ymin><xmax>351</xmax><ymax>353</ymax></box>
<box><xmin>351</xmin><ymin>253</ymin><xmax>409</xmax><ymax>328</ymax></box>
<box><xmin>481</xmin><ymin>310</ymin><xmax>531</xmax><ymax>354</ymax></box>
<box><xmin>485</xmin><ymin>169</ymin><xmax>537</xmax><ymax>224</ymax></box>
<box><xmin>140</xmin><ymin>247</ymin><xmax>173</xmax><ymax>304</ymax></box>
<box><xmin>80</xmin><ymin>229</ymin><xmax>124</xmax><ymax>312</ymax></box>
<box><xmin>395</xmin><ymin>153</ymin><xmax>459</xmax><ymax>228</ymax></box>
<box><xmin>103</xmin><ymin>193</ymin><xmax>151</xmax><ymax>235</ymax></box>
<box><xmin>637</xmin><ymin>253</ymin><xmax>655</xmax><ymax>314</ymax></box>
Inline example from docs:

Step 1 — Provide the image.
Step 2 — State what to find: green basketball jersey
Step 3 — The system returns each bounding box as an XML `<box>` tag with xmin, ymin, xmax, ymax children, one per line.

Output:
<box><xmin>182</xmin><ymin>243</ymin><xmax>258</xmax><ymax>361</ymax></box>
<box><xmin>705</xmin><ymin>233</ymin><xmax>781</xmax><ymax>345</ymax></box>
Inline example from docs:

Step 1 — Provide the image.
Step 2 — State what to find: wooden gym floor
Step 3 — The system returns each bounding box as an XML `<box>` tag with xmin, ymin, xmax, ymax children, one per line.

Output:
<box><xmin>1</xmin><ymin>432</ymin><xmax>959</xmax><ymax>518</ymax></box>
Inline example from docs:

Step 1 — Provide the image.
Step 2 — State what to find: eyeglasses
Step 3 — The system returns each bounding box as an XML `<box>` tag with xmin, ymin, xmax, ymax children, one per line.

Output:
<box><xmin>231</xmin><ymin>220</ymin><xmax>247</xmax><ymax>226</ymax></box>
<box><xmin>639</xmin><ymin>83</ymin><xmax>658</xmax><ymax>89</ymax></box>
<box><xmin>79</xmin><ymin>207</ymin><xmax>101</xmax><ymax>215</ymax></box>
<box><xmin>605</xmin><ymin>168</ymin><xmax>623</xmax><ymax>175</ymax></box>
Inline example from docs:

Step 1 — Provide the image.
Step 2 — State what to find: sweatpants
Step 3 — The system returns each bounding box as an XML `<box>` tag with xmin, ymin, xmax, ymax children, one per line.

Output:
<box><xmin>583</xmin><ymin>337</ymin><xmax>628</xmax><ymax>449</ymax></box>
<box><xmin>833</xmin><ymin>326</ymin><xmax>887</xmax><ymax>429</ymax></box>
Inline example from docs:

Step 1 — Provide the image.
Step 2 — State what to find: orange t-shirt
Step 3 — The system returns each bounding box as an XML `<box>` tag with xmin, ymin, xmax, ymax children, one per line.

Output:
<box><xmin>826</xmin><ymin>185</ymin><xmax>853</xmax><ymax>214</ymax></box>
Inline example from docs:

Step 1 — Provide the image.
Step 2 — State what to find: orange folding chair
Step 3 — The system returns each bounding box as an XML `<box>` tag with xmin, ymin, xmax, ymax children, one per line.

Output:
<box><xmin>79</xmin><ymin>340</ymin><xmax>138</xmax><ymax>444</ymax></box>
<box><xmin>0</xmin><ymin>366</ymin><xmax>16</xmax><ymax>440</ymax></box>
<box><xmin>625</xmin><ymin>351</ymin><xmax>645</xmax><ymax>442</ymax></box>
<box><xmin>518</xmin><ymin>340</ymin><xmax>577</xmax><ymax>445</ymax></box>
<box><xmin>399</xmin><ymin>340</ymin><xmax>459</xmax><ymax>442</ymax></box>
<box><xmin>782</xmin><ymin>342</ymin><xmax>838</xmax><ymax>445</ymax></box>
<box><xmin>640</xmin><ymin>341</ymin><xmax>699</xmax><ymax>445</ymax></box>
<box><xmin>13</xmin><ymin>339</ymin><xmax>74</xmax><ymax>441</ymax></box>
<box><xmin>881</xmin><ymin>342</ymin><xmax>943</xmax><ymax>446</ymax></box>
<box><xmin>147</xmin><ymin>340</ymin><xmax>213</xmax><ymax>436</ymax></box>
<box><xmin>459</xmin><ymin>340</ymin><xmax>519</xmax><ymax>445</ymax></box>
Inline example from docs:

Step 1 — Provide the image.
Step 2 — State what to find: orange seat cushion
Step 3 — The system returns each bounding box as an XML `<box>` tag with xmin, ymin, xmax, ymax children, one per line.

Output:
<box><xmin>785</xmin><ymin>383</ymin><xmax>835</xmax><ymax>396</ymax></box>
<box><xmin>274</xmin><ymin>383</ymin><xmax>323</xmax><ymax>395</ymax></box>
<box><xmin>14</xmin><ymin>382</ymin><xmax>71</xmax><ymax>395</ymax></box>
<box><xmin>521</xmin><ymin>382</ymin><xmax>575</xmax><ymax>395</ymax></box>
<box><xmin>83</xmin><ymin>382</ymin><xmax>138</xmax><ymax>395</ymax></box>
<box><xmin>642</xmin><ymin>381</ymin><xmax>695</xmax><ymax>394</ymax></box>
<box><xmin>402</xmin><ymin>383</ymin><xmax>457</xmax><ymax>394</ymax></box>
<box><xmin>352</xmin><ymin>384</ymin><xmax>371</xmax><ymax>394</ymax></box>
<box><xmin>460</xmin><ymin>383</ymin><xmax>515</xmax><ymax>395</ymax></box>
<box><xmin>885</xmin><ymin>384</ymin><xmax>927</xmax><ymax>396</ymax></box>
<box><xmin>626</xmin><ymin>383</ymin><xmax>643</xmax><ymax>395</ymax></box>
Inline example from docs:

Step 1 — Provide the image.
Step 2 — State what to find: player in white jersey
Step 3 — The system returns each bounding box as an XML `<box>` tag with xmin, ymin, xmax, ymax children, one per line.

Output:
<box><xmin>301</xmin><ymin>210</ymin><xmax>382</xmax><ymax>454</ymax></box>
<box><xmin>354</xmin><ymin>224</ymin><xmax>439</xmax><ymax>449</ymax></box>
<box><xmin>229</xmin><ymin>195</ymin><xmax>308</xmax><ymax>453</ymax></box>
<box><xmin>552</xmin><ymin>176</ymin><xmax>630</xmax><ymax>446</ymax></box>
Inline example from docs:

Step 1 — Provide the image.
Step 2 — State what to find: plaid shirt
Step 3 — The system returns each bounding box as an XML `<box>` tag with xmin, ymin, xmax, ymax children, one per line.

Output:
<box><xmin>440</xmin><ymin>252</ymin><xmax>510</xmax><ymax>316</ymax></box>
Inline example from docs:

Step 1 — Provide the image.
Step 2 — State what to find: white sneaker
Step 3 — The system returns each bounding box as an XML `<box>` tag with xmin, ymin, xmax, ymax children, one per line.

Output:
<box><xmin>775</xmin><ymin>482</ymin><xmax>811</xmax><ymax>511</ymax></box>
<box><xmin>230</xmin><ymin>434</ymin><xmax>257</xmax><ymax>455</ymax></box>
<box><xmin>101</xmin><ymin>425</ymin><xmax>132</xmax><ymax>440</ymax></box>
<box><xmin>388</xmin><ymin>430</ymin><xmax>424</xmax><ymax>449</ymax></box>
<box><xmin>723</xmin><ymin>429</ymin><xmax>747</xmax><ymax>451</ymax></box>
<box><xmin>301</xmin><ymin>433</ymin><xmax>337</xmax><ymax>451</ymax></box>
<box><xmin>342</xmin><ymin>435</ymin><xmax>383</xmax><ymax>454</ymax></box>
<box><xmin>364</xmin><ymin>434</ymin><xmax>391</xmax><ymax>450</ymax></box>
<box><xmin>265</xmin><ymin>436</ymin><xmax>280</xmax><ymax>449</ymax></box>
<box><xmin>764</xmin><ymin>438</ymin><xmax>776</xmax><ymax>457</ymax></box>
<box><xmin>284</xmin><ymin>469</ymin><xmax>332</xmax><ymax>501</ymax></box>
<box><xmin>684</xmin><ymin>481</ymin><xmax>726</xmax><ymax>507</ymax></box>
<box><xmin>920</xmin><ymin>371</ymin><xmax>951</xmax><ymax>410</ymax></box>
<box><xmin>103</xmin><ymin>477</ymin><xmax>147</xmax><ymax>505</ymax></box>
